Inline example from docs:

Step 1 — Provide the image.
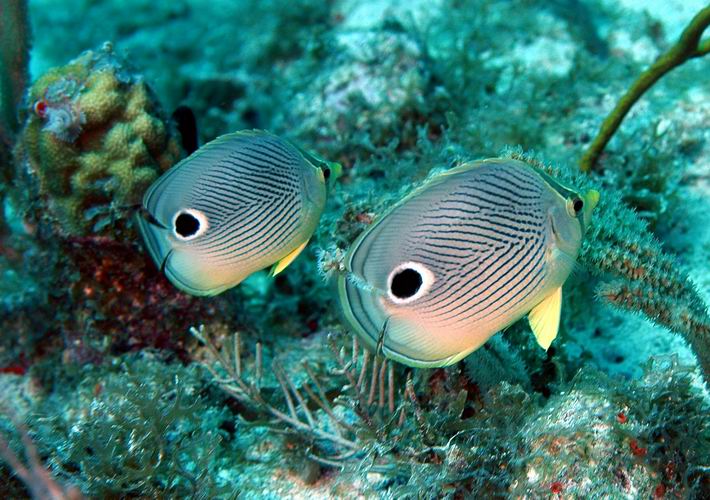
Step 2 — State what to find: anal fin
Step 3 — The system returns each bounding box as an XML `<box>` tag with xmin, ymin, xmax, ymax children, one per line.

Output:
<box><xmin>528</xmin><ymin>287</ymin><xmax>562</xmax><ymax>350</ymax></box>
<box><xmin>269</xmin><ymin>239</ymin><xmax>309</xmax><ymax>277</ymax></box>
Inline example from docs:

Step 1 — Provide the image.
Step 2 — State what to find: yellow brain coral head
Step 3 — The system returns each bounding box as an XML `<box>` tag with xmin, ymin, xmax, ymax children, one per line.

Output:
<box><xmin>15</xmin><ymin>42</ymin><xmax>181</xmax><ymax>238</ymax></box>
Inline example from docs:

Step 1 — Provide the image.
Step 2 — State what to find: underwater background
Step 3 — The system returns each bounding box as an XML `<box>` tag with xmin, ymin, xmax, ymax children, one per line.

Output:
<box><xmin>0</xmin><ymin>0</ymin><xmax>709</xmax><ymax>498</ymax></box>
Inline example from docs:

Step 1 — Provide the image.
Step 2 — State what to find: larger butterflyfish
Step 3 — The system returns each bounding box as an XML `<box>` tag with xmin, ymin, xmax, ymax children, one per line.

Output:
<box><xmin>137</xmin><ymin>130</ymin><xmax>340</xmax><ymax>296</ymax></box>
<box><xmin>338</xmin><ymin>158</ymin><xmax>599</xmax><ymax>367</ymax></box>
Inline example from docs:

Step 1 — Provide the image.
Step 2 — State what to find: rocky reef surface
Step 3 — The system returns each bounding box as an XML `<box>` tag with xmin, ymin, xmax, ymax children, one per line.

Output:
<box><xmin>1</xmin><ymin>0</ymin><xmax>708</xmax><ymax>498</ymax></box>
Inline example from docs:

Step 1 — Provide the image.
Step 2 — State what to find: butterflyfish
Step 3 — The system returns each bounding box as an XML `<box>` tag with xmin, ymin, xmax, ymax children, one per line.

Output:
<box><xmin>137</xmin><ymin>130</ymin><xmax>340</xmax><ymax>296</ymax></box>
<box><xmin>338</xmin><ymin>158</ymin><xmax>599</xmax><ymax>367</ymax></box>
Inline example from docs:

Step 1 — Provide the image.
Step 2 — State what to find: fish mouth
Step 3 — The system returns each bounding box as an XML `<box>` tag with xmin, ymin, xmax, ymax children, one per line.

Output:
<box><xmin>139</xmin><ymin>207</ymin><xmax>168</xmax><ymax>229</ymax></box>
<box><xmin>159</xmin><ymin>249</ymin><xmax>174</xmax><ymax>274</ymax></box>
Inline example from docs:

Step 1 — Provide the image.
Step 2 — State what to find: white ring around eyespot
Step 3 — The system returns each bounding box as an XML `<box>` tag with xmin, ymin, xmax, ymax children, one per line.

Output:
<box><xmin>172</xmin><ymin>208</ymin><xmax>209</xmax><ymax>241</ymax></box>
<box><xmin>386</xmin><ymin>261</ymin><xmax>435</xmax><ymax>305</ymax></box>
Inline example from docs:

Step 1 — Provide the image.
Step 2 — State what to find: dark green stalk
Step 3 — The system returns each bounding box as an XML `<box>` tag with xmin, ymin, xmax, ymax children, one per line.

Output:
<box><xmin>0</xmin><ymin>0</ymin><xmax>31</xmax><ymax>235</ymax></box>
<box><xmin>580</xmin><ymin>5</ymin><xmax>710</xmax><ymax>173</ymax></box>
<box><xmin>0</xmin><ymin>0</ymin><xmax>30</xmax><ymax>140</ymax></box>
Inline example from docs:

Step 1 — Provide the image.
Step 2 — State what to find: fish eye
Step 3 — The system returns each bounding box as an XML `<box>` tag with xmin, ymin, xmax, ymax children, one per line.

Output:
<box><xmin>567</xmin><ymin>197</ymin><xmax>584</xmax><ymax>217</ymax></box>
<box><xmin>173</xmin><ymin>208</ymin><xmax>208</xmax><ymax>241</ymax></box>
<box><xmin>573</xmin><ymin>197</ymin><xmax>584</xmax><ymax>213</ymax></box>
<box><xmin>323</xmin><ymin>168</ymin><xmax>331</xmax><ymax>180</ymax></box>
<box><xmin>387</xmin><ymin>262</ymin><xmax>434</xmax><ymax>304</ymax></box>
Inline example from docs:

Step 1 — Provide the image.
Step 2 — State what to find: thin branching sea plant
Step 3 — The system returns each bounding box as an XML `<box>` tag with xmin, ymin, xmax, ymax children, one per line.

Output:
<box><xmin>191</xmin><ymin>325</ymin><xmax>406</xmax><ymax>469</ymax></box>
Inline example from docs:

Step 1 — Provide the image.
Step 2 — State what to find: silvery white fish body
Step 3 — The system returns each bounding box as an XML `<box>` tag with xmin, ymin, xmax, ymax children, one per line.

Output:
<box><xmin>137</xmin><ymin>130</ymin><xmax>338</xmax><ymax>296</ymax></box>
<box><xmin>338</xmin><ymin>158</ymin><xmax>599</xmax><ymax>368</ymax></box>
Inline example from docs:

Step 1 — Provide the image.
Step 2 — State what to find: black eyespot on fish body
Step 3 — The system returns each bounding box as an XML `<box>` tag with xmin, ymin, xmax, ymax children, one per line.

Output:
<box><xmin>390</xmin><ymin>268</ymin><xmax>423</xmax><ymax>299</ymax></box>
<box><xmin>386</xmin><ymin>262</ymin><xmax>435</xmax><ymax>305</ymax></box>
<box><xmin>175</xmin><ymin>212</ymin><xmax>200</xmax><ymax>237</ymax></box>
<box><xmin>173</xmin><ymin>209</ymin><xmax>208</xmax><ymax>240</ymax></box>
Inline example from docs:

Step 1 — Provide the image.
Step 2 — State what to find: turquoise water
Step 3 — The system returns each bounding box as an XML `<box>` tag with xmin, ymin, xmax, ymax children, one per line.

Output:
<box><xmin>1</xmin><ymin>0</ymin><xmax>709</xmax><ymax>497</ymax></box>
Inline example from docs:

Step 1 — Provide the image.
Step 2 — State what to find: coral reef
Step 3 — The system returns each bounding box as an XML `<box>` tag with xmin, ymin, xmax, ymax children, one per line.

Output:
<box><xmin>0</xmin><ymin>43</ymin><xmax>225</xmax><ymax>368</ymax></box>
<box><xmin>1</xmin><ymin>0</ymin><xmax>709</xmax><ymax>498</ymax></box>
<box><xmin>0</xmin><ymin>409</ymin><xmax>82</xmax><ymax>500</ymax></box>
<box><xmin>1</xmin><ymin>353</ymin><xmax>230</xmax><ymax>498</ymax></box>
<box><xmin>14</xmin><ymin>42</ymin><xmax>180</xmax><ymax>237</ymax></box>
<box><xmin>278</xmin><ymin>22</ymin><xmax>447</xmax><ymax>166</ymax></box>
<box><xmin>194</xmin><ymin>326</ymin><xmax>709</xmax><ymax>497</ymax></box>
<box><xmin>512</xmin><ymin>358</ymin><xmax>709</xmax><ymax>497</ymax></box>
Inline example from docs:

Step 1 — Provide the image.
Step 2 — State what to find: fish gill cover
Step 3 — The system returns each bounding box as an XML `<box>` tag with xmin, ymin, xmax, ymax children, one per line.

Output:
<box><xmin>0</xmin><ymin>0</ymin><xmax>709</xmax><ymax>498</ymax></box>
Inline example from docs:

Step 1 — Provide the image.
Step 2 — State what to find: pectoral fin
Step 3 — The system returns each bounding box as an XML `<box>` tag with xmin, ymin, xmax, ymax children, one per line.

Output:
<box><xmin>528</xmin><ymin>287</ymin><xmax>562</xmax><ymax>350</ymax></box>
<box><xmin>269</xmin><ymin>240</ymin><xmax>309</xmax><ymax>277</ymax></box>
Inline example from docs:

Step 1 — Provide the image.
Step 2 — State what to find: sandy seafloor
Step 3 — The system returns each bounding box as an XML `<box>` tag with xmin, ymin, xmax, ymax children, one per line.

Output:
<box><xmin>1</xmin><ymin>0</ymin><xmax>709</xmax><ymax>498</ymax></box>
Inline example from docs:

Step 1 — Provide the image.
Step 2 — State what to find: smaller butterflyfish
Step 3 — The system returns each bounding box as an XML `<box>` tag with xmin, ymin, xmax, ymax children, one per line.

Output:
<box><xmin>137</xmin><ymin>130</ymin><xmax>340</xmax><ymax>296</ymax></box>
<box><xmin>338</xmin><ymin>158</ymin><xmax>599</xmax><ymax>368</ymax></box>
